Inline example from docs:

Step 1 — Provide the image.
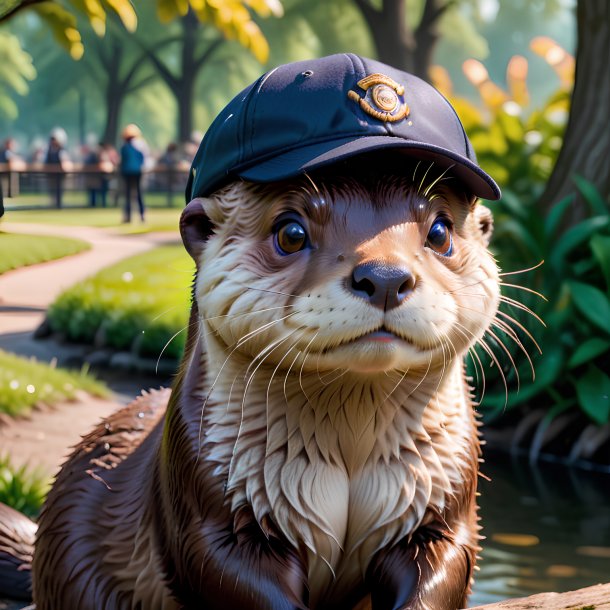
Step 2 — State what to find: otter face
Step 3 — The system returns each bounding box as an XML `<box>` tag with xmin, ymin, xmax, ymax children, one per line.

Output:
<box><xmin>182</xmin><ymin>169</ymin><xmax>499</xmax><ymax>376</ymax></box>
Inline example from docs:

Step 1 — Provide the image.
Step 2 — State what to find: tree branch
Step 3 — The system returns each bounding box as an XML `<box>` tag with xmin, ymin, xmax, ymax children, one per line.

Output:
<box><xmin>352</xmin><ymin>0</ymin><xmax>379</xmax><ymax>25</ymax></box>
<box><xmin>194</xmin><ymin>37</ymin><xmax>224</xmax><ymax>71</ymax></box>
<box><xmin>126</xmin><ymin>73</ymin><xmax>157</xmax><ymax>94</ymax></box>
<box><xmin>415</xmin><ymin>0</ymin><xmax>454</xmax><ymax>38</ymax></box>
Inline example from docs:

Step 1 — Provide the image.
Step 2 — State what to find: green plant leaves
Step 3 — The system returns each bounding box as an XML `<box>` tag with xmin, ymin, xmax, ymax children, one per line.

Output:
<box><xmin>575</xmin><ymin>365</ymin><xmax>610</xmax><ymax>425</ymax></box>
<box><xmin>568</xmin><ymin>281</ymin><xmax>610</xmax><ymax>335</ymax></box>
<box><xmin>568</xmin><ymin>338</ymin><xmax>610</xmax><ymax>368</ymax></box>
<box><xmin>550</xmin><ymin>216</ymin><xmax>610</xmax><ymax>273</ymax></box>
<box><xmin>574</xmin><ymin>175</ymin><xmax>608</xmax><ymax>216</ymax></box>
<box><xmin>591</xmin><ymin>234</ymin><xmax>610</xmax><ymax>291</ymax></box>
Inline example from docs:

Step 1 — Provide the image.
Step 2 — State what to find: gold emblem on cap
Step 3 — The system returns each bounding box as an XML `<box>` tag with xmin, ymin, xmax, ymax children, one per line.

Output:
<box><xmin>348</xmin><ymin>73</ymin><xmax>409</xmax><ymax>122</ymax></box>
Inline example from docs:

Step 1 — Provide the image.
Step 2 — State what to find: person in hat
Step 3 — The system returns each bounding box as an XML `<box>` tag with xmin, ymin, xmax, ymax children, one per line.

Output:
<box><xmin>44</xmin><ymin>127</ymin><xmax>71</xmax><ymax>208</ymax></box>
<box><xmin>120</xmin><ymin>123</ymin><xmax>146</xmax><ymax>222</ymax></box>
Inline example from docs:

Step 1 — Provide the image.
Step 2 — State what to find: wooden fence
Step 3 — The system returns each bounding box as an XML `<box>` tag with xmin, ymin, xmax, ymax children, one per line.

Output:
<box><xmin>0</xmin><ymin>163</ymin><xmax>191</xmax><ymax>213</ymax></box>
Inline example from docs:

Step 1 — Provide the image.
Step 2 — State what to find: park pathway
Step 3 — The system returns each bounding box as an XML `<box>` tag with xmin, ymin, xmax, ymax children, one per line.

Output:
<box><xmin>0</xmin><ymin>222</ymin><xmax>179</xmax><ymax>477</ymax></box>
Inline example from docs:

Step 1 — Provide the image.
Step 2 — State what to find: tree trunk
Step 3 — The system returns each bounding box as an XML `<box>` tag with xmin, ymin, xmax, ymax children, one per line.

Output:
<box><xmin>177</xmin><ymin>12</ymin><xmax>198</xmax><ymax>143</ymax></box>
<box><xmin>102</xmin><ymin>85</ymin><xmax>122</xmax><ymax>146</ymax></box>
<box><xmin>352</xmin><ymin>0</ymin><xmax>447</xmax><ymax>81</ymax></box>
<box><xmin>537</xmin><ymin>0</ymin><xmax>610</xmax><ymax>219</ymax></box>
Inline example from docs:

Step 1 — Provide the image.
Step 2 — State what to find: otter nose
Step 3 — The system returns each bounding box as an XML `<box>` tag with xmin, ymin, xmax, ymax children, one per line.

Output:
<box><xmin>350</xmin><ymin>261</ymin><xmax>415</xmax><ymax>311</ymax></box>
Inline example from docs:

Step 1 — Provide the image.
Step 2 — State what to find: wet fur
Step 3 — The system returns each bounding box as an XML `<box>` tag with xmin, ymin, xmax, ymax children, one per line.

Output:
<box><xmin>24</xmin><ymin>166</ymin><xmax>499</xmax><ymax>609</ymax></box>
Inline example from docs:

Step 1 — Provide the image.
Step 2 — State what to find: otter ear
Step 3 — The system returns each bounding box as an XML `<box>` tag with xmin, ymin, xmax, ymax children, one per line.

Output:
<box><xmin>180</xmin><ymin>198</ymin><xmax>215</xmax><ymax>261</ymax></box>
<box><xmin>474</xmin><ymin>203</ymin><xmax>494</xmax><ymax>247</ymax></box>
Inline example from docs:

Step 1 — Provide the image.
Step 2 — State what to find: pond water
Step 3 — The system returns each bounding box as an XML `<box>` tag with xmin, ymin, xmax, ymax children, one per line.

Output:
<box><xmin>470</xmin><ymin>451</ymin><xmax>610</xmax><ymax>607</ymax></box>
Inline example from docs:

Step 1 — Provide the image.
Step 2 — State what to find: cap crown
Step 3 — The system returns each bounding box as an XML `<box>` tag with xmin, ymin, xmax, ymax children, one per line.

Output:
<box><xmin>188</xmin><ymin>54</ymin><xmax>498</xmax><ymax>200</ymax></box>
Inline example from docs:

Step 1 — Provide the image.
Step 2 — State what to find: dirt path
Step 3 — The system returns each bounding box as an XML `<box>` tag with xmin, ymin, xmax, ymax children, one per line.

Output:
<box><xmin>0</xmin><ymin>396</ymin><xmax>125</xmax><ymax>478</ymax></box>
<box><xmin>0</xmin><ymin>223</ymin><xmax>178</xmax><ymax>474</ymax></box>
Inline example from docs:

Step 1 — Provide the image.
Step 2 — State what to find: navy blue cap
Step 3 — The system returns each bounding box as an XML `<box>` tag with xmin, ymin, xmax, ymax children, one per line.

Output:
<box><xmin>187</xmin><ymin>53</ymin><xmax>500</xmax><ymax>201</ymax></box>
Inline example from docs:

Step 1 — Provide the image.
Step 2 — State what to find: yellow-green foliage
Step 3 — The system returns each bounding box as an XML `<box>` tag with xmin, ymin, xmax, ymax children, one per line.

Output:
<box><xmin>48</xmin><ymin>245</ymin><xmax>193</xmax><ymax>359</ymax></box>
<box><xmin>0</xmin><ymin>232</ymin><xmax>89</xmax><ymax>275</ymax></box>
<box><xmin>0</xmin><ymin>350</ymin><xmax>108</xmax><ymax>417</ymax></box>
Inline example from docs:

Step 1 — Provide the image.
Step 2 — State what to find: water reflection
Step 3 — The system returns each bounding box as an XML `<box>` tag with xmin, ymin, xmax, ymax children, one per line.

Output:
<box><xmin>470</xmin><ymin>451</ymin><xmax>610</xmax><ymax>606</ymax></box>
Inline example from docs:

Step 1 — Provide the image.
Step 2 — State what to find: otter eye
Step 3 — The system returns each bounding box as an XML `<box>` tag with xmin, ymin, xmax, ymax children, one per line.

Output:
<box><xmin>275</xmin><ymin>221</ymin><xmax>307</xmax><ymax>255</ymax></box>
<box><xmin>426</xmin><ymin>219</ymin><xmax>453</xmax><ymax>257</ymax></box>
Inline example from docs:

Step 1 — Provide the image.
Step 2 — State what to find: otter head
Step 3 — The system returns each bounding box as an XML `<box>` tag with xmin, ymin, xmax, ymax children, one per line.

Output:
<box><xmin>180</xmin><ymin>160</ymin><xmax>499</xmax><ymax>379</ymax></box>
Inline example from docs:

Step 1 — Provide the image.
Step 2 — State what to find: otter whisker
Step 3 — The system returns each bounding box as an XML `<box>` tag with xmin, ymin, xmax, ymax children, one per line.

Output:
<box><xmin>491</xmin><ymin>317</ymin><xmax>537</xmax><ymax>378</ymax></box>
<box><xmin>474</xmin><ymin>336</ymin><xmax>509</xmax><ymax>407</ymax></box>
<box><xmin>155</xmin><ymin>316</ymin><xmax>203</xmax><ymax>373</ymax></box>
<box><xmin>201</xmin><ymin>304</ymin><xmax>291</xmax><ymax>324</ymax></box>
<box><xmin>196</xmin><ymin>312</ymin><xmax>298</xmax><ymax>459</ymax></box>
<box><xmin>228</xmin><ymin>330</ymin><xmax>299</xmax><ymax>484</ymax></box>
<box><xmin>298</xmin><ymin>333</ymin><xmax>321</xmax><ymax>407</ymax></box>
<box><xmin>500</xmin><ymin>281</ymin><xmax>547</xmax><ymax>301</ymax></box>
<box><xmin>496</xmin><ymin>309</ymin><xmax>542</xmax><ymax>354</ymax></box>
<box><xmin>468</xmin><ymin>343</ymin><xmax>487</xmax><ymax>404</ymax></box>
<box><xmin>484</xmin><ymin>326</ymin><xmax>521</xmax><ymax>392</ymax></box>
<box><xmin>242</xmin><ymin>285</ymin><xmax>310</xmax><ymax>300</ymax></box>
<box><xmin>418</xmin><ymin>161</ymin><xmax>435</xmax><ymax>196</ymax></box>
<box><xmin>445</xmin><ymin>276</ymin><xmax>495</xmax><ymax>295</ymax></box>
<box><xmin>454</xmin><ymin>311</ymin><xmax>532</xmax><ymax>400</ymax></box>
<box><xmin>498</xmin><ymin>260</ymin><xmax>544</xmax><ymax>277</ymax></box>
<box><xmin>381</xmin><ymin>365</ymin><xmax>411</xmax><ymax>407</ymax></box>
<box><xmin>265</xmin><ymin>330</ymin><xmax>308</xmax><ymax>444</ymax></box>
<box><xmin>423</xmin><ymin>164</ymin><xmax>454</xmax><ymax>198</ymax></box>
<box><xmin>498</xmin><ymin>295</ymin><xmax>546</xmax><ymax>327</ymax></box>
<box><xmin>456</xmin><ymin>302</ymin><xmax>540</xmax><ymax>370</ymax></box>
<box><xmin>283</xmin><ymin>349</ymin><xmax>303</xmax><ymax>406</ymax></box>
<box><xmin>236</xmin><ymin>311</ymin><xmax>299</xmax><ymax>348</ymax></box>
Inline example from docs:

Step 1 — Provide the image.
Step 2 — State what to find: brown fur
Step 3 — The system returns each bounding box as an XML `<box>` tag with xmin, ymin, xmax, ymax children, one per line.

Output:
<box><xmin>13</xmin><ymin>165</ymin><xmax>499</xmax><ymax>609</ymax></box>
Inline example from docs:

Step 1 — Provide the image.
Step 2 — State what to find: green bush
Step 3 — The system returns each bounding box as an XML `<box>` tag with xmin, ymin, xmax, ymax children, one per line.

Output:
<box><xmin>0</xmin><ymin>350</ymin><xmax>108</xmax><ymax>417</ymax></box>
<box><xmin>47</xmin><ymin>245</ymin><xmax>193</xmax><ymax>359</ymax></box>
<box><xmin>479</xmin><ymin>178</ymin><xmax>610</xmax><ymax>426</ymax></box>
<box><xmin>0</xmin><ymin>455</ymin><xmax>49</xmax><ymax>518</ymax></box>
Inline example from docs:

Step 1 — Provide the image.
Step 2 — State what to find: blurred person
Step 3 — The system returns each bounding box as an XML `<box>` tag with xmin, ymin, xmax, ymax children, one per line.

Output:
<box><xmin>100</xmin><ymin>142</ymin><xmax>119</xmax><ymax>206</ymax></box>
<box><xmin>0</xmin><ymin>138</ymin><xmax>26</xmax><ymax>199</ymax></box>
<box><xmin>44</xmin><ymin>128</ymin><xmax>71</xmax><ymax>208</ymax></box>
<box><xmin>120</xmin><ymin>124</ymin><xmax>146</xmax><ymax>222</ymax></box>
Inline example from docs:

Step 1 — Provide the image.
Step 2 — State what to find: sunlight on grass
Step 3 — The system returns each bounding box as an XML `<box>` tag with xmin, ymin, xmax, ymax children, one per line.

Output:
<box><xmin>0</xmin><ymin>232</ymin><xmax>90</xmax><ymax>275</ymax></box>
<box><xmin>48</xmin><ymin>245</ymin><xmax>193</xmax><ymax>359</ymax></box>
<box><xmin>4</xmin><ymin>207</ymin><xmax>182</xmax><ymax>234</ymax></box>
<box><xmin>0</xmin><ymin>350</ymin><xmax>109</xmax><ymax>417</ymax></box>
<box><xmin>0</xmin><ymin>454</ymin><xmax>49</xmax><ymax>519</ymax></box>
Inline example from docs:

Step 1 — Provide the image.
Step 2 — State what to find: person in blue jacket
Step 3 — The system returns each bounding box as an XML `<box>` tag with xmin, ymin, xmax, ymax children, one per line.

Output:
<box><xmin>120</xmin><ymin>124</ymin><xmax>146</xmax><ymax>222</ymax></box>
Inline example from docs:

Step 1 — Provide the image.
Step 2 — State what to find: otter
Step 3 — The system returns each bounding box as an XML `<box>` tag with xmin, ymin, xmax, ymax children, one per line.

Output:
<box><xmin>0</xmin><ymin>54</ymin><xmax>503</xmax><ymax>609</ymax></box>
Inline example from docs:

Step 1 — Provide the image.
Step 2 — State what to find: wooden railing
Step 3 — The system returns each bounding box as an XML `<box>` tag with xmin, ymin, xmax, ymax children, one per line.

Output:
<box><xmin>0</xmin><ymin>163</ymin><xmax>191</xmax><ymax>212</ymax></box>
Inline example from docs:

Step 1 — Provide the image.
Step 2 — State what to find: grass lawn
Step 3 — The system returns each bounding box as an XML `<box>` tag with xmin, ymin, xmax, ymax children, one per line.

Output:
<box><xmin>4</xmin><ymin>206</ymin><xmax>182</xmax><ymax>234</ymax></box>
<box><xmin>0</xmin><ymin>231</ymin><xmax>90</xmax><ymax>275</ymax></box>
<box><xmin>0</xmin><ymin>349</ymin><xmax>108</xmax><ymax>418</ymax></box>
<box><xmin>0</xmin><ymin>454</ymin><xmax>48</xmax><ymax>518</ymax></box>
<box><xmin>48</xmin><ymin>245</ymin><xmax>193</xmax><ymax>359</ymax></box>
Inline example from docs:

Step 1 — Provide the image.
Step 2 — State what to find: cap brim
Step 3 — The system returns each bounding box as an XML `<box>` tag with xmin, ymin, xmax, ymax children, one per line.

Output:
<box><xmin>236</xmin><ymin>135</ymin><xmax>501</xmax><ymax>200</ymax></box>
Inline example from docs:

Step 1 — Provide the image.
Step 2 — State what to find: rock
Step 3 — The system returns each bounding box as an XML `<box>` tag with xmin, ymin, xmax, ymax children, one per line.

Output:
<box><xmin>469</xmin><ymin>581</ymin><xmax>610</xmax><ymax>609</ymax></box>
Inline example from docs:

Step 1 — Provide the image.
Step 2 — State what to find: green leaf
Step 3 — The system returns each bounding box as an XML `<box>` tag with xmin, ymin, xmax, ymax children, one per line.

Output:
<box><xmin>568</xmin><ymin>338</ymin><xmax>610</xmax><ymax>368</ymax></box>
<box><xmin>550</xmin><ymin>216</ymin><xmax>610</xmax><ymax>272</ymax></box>
<box><xmin>574</xmin><ymin>175</ymin><xmax>608</xmax><ymax>216</ymax></box>
<box><xmin>568</xmin><ymin>280</ymin><xmax>610</xmax><ymax>334</ymax></box>
<box><xmin>480</xmin><ymin>344</ymin><xmax>564</xmax><ymax>411</ymax></box>
<box><xmin>545</xmin><ymin>193</ymin><xmax>574</xmax><ymax>239</ymax></box>
<box><xmin>575</xmin><ymin>365</ymin><xmax>610</xmax><ymax>425</ymax></box>
<box><xmin>591</xmin><ymin>235</ymin><xmax>610</xmax><ymax>291</ymax></box>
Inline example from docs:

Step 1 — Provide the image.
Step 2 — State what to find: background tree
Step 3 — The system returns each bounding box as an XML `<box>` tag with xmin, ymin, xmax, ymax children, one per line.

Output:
<box><xmin>538</xmin><ymin>0</ymin><xmax>609</xmax><ymax>220</ymax></box>
<box><xmin>351</xmin><ymin>0</ymin><xmax>453</xmax><ymax>79</ymax></box>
